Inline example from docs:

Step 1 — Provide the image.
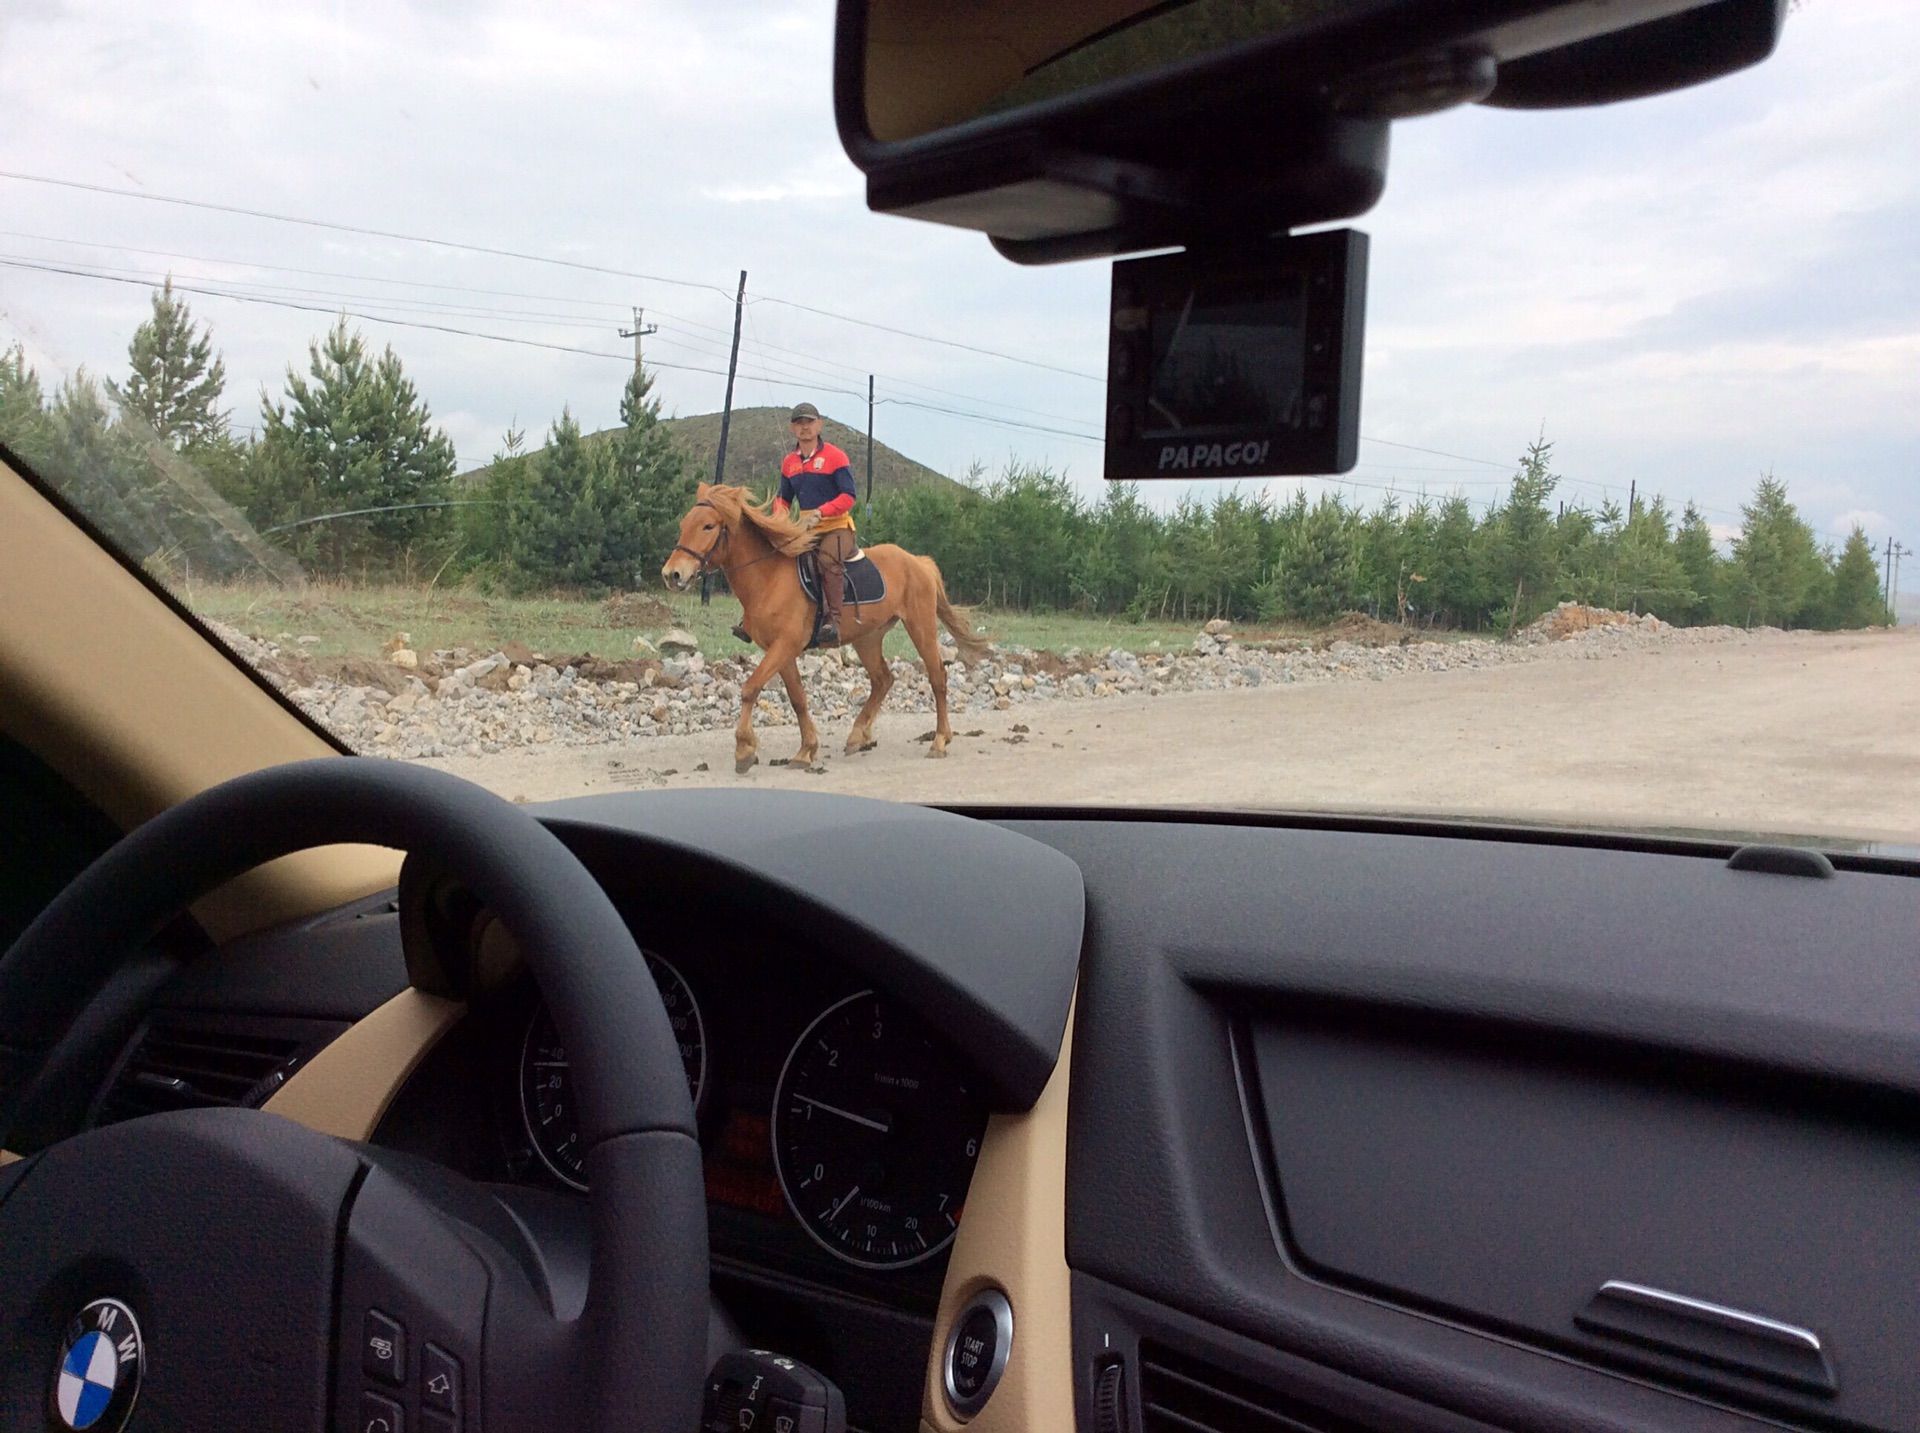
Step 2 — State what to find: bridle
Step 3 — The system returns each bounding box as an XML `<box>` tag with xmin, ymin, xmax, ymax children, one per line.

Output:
<box><xmin>669</xmin><ymin>498</ymin><xmax>791</xmax><ymax>579</ymax></box>
<box><xmin>670</xmin><ymin>500</ymin><xmax>730</xmax><ymax>576</ymax></box>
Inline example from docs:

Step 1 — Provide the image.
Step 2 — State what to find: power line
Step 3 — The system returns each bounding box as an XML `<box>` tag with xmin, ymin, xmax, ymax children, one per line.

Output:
<box><xmin>1</xmin><ymin>258</ymin><xmax>1133</xmax><ymax>453</ymax></box>
<box><xmin>750</xmin><ymin>293</ymin><xmax>1103</xmax><ymax>382</ymax></box>
<box><xmin>0</xmin><ymin>251</ymin><xmax>641</xmax><ymax>332</ymax></box>
<box><xmin>0</xmin><ymin>170</ymin><xmax>1105</xmax><ymax>382</ymax></box>
<box><xmin>6</xmin><ymin>229</ymin><xmax>1113</xmax><ymax>429</ymax></box>
<box><xmin>876</xmin><ymin>397</ymin><xmax>1103</xmax><ymax>446</ymax></box>
<box><xmin>0</xmin><ymin>169</ymin><xmax>737</xmax><ymax>299</ymax></box>
<box><xmin>0</xmin><ymin>229</ymin><xmax>639</xmax><ymax>317</ymax></box>
<box><xmin>0</xmin><ymin>255</ymin><xmax>860</xmax><ymax>395</ymax></box>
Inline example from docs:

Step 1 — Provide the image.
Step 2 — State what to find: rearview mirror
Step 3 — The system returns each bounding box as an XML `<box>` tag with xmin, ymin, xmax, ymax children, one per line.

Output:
<box><xmin>835</xmin><ymin>0</ymin><xmax>1785</xmax><ymax>262</ymax></box>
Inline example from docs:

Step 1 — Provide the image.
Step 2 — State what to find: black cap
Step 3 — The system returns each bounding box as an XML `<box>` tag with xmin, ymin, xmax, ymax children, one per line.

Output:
<box><xmin>789</xmin><ymin>402</ymin><xmax>821</xmax><ymax>422</ymax></box>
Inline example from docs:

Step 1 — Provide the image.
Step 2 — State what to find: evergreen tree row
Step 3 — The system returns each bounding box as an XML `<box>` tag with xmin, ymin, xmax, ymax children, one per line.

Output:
<box><xmin>0</xmin><ymin>280</ymin><xmax>694</xmax><ymax>590</ymax></box>
<box><xmin>860</xmin><ymin>440</ymin><xmax>1890</xmax><ymax>632</ymax></box>
<box><xmin>0</xmin><ymin>279</ymin><xmax>1891</xmax><ymax>632</ymax></box>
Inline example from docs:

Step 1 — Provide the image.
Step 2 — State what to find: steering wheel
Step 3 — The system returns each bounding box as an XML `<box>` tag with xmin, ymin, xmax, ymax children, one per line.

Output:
<box><xmin>0</xmin><ymin>759</ymin><xmax>707</xmax><ymax>1432</ymax></box>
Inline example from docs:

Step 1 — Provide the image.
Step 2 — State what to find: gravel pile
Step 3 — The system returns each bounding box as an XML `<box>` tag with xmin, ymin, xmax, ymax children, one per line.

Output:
<box><xmin>208</xmin><ymin>603</ymin><xmax>1759</xmax><ymax>761</ymax></box>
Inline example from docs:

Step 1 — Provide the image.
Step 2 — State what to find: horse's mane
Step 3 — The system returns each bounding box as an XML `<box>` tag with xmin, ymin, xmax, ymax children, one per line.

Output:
<box><xmin>699</xmin><ymin>483</ymin><xmax>820</xmax><ymax>556</ymax></box>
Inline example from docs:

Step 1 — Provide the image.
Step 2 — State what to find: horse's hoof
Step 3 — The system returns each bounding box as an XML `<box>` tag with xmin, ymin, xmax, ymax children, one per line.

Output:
<box><xmin>925</xmin><ymin>744</ymin><xmax>949</xmax><ymax>760</ymax></box>
<box><xmin>735</xmin><ymin>753</ymin><xmax>758</xmax><ymax>775</ymax></box>
<box><xmin>846</xmin><ymin>738</ymin><xmax>877</xmax><ymax>755</ymax></box>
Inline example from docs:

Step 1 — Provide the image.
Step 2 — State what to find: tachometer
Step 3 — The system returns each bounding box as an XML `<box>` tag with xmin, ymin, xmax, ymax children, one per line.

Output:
<box><xmin>772</xmin><ymin>991</ymin><xmax>986</xmax><ymax>1269</ymax></box>
<box><xmin>520</xmin><ymin>952</ymin><xmax>706</xmax><ymax>1191</ymax></box>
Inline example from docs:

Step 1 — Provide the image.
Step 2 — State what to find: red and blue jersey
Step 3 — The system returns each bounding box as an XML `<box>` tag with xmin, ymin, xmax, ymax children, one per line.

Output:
<box><xmin>777</xmin><ymin>442</ymin><xmax>857</xmax><ymax>532</ymax></box>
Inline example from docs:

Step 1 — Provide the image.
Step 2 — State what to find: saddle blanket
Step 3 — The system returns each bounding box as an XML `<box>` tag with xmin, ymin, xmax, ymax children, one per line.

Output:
<box><xmin>798</xmin><ymin>551</ymin><xmax>887</xmax><ymax>607</ymax></box>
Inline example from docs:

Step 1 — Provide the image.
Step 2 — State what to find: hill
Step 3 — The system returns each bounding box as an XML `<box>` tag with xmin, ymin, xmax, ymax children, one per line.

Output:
<box><xmin>459</xmin><ymin>406</ymin><xmax>963</xmax><ymax>497</ymax></box>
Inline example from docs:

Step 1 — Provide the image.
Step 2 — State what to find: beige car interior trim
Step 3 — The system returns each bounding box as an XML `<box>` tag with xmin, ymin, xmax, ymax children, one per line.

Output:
<box><xmin>262</xmin><ymin>988</ymin><xmax>464</xmax><ymax>1141</ymax></box>
<box><xmin>921</xmin><ymin>995</ymin><xmax>1075</xmax><ymax>1433</ymax></box>
<box><xmin>0</xmin><ymin>1149</ymin><xmax>19</xmax><ymax>1166</ymax></box>
<box><xmin>0</xmin><ymin>460</ymin><xmax>400</xmax><ymax>941</ymax></box>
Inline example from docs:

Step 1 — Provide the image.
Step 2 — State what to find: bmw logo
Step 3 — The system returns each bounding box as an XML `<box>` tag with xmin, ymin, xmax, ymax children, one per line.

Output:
<box><xmin>49</xmin><ymin>1300</ymin><xmax>142</xmax><ymax>1433</ymax></box>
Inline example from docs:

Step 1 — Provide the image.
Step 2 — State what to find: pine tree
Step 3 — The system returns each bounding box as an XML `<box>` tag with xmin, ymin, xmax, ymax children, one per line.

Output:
<box><xmin>1673</xmin><ymin>502</ymin><xmax>1719</xmax><ymax>625</ymax></box>
<box><xmin>507</xmin><ymin>409</ymin><xmax>606</xmax><ymax>590</ymax></box>
<box><xmin>1615</xmin><ymin>496</ymin><xmax>1693</xmax><ymax>620</ymax></box>
<box><xmin>1491</xmin><ymin>436</ymin><xmax>1560</xmax><ymax>628</ymax></box>
<box><xmin>1825</xmin><ymin>526</ymin><xmax>1886</xmax><ymax>628</ymax></box>
<box><xmin>602</xmin><ymin>363</ymin><xmax>696</xmax><ymax>588</ymax></box>
<box><xmin>1725</xmin><ymin>472</ymin><xmax>1823</xmax><ymax>627</ymax></box>
<box><xmin>44</xmin><ymin>368</ymin><xmax>161</xmax><ymax>557</ymax></box>
<box><xmin>459</xmin><ymin>424</ymin><xmax>530</xmax><ymax>577</ymax></box>
<box><xmin>254</xmin><ymin>319</ymin><xmax>455</xmax><ymax>575</ymax></box>
<box><xmin>1425</xmin><ymin>494</ymin><xmax>1487</xmax><ymax>628</ymax></box>
<box><xmin>1261</xmin><ymin>492</ymin><xmax>1361</xmax><ymax>621</ymax></box>
<box><xmin>108</xmin><ymin>278</ymin><xmax>228</xmax><ymax>449</ymax></box>
<box><xmin>0</xmin><ymin>344</ymin><xmax>52</xmax><ymax>471</ymax></box>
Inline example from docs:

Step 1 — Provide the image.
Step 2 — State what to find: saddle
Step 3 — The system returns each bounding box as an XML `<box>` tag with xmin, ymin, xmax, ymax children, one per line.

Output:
<box><xmin>797</xmin><ymin>550</ymin><xmax>887</xmax><ymax>647</ymax></box>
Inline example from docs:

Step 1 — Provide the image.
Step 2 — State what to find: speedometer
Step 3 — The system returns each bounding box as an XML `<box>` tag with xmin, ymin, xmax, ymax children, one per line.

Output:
<box><xmin>771</xmin><ymin>991</ymin><xmax>986</xmax><ymax>1269</ymax></box>
<box><xmin>519</xmin><ymin>951</ymin><xmax>706</xmax><ymax>1191</ymax></box>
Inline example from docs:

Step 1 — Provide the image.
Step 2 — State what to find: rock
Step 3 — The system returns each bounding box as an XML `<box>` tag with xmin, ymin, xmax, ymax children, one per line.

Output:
<box><xmin>388</xmin><ymin>648</ymin><xmax>419</xmax><ymax>669</ymax></box>
<box><xmin>631</xmin><ymin>636</ymin><xmax>658</xmax><ymax>657</ymax></box>
<box><xmin>658</xmin><ymin>628</ymin><xmax>700</xmax><ymax>656</ymax></box>
<box><xmin>381</xmin><ymin>632</ymin><xmax>411</xmax><ymax>655</ymax></box>
<box><xmin>1204</xmin><ymin>618</ymin><xmax>1233</xmax><ymax>636</ymax></box>
<box><xmin>296</xmin><ymin>635</ymin><xmax>321</xmax><ymax>646</ymax></box>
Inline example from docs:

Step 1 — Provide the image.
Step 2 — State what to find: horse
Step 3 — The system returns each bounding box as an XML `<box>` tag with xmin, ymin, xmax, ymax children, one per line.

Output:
<box><xmin>660</xmin><ymin>483</ymin><xmax>991</xmax><ymax>774</ymax></box>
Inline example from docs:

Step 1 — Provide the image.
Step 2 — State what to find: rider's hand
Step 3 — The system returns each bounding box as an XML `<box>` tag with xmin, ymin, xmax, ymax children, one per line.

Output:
<box><xmin>796</xmin><ymin>508</ymin><xmax>823</xmax><ymax>529</ymax></box>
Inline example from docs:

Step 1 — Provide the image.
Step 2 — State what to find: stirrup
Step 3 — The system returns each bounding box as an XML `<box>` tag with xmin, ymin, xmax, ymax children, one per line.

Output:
<box><xmin>816</xmin><ymin>622</ymin><xmax>841</xmax><ymax>646</ymax></box>
<box><xmin>731</xmin><ymin>623</ymin><xmax>752</xmax><ymax>643</ymax></box>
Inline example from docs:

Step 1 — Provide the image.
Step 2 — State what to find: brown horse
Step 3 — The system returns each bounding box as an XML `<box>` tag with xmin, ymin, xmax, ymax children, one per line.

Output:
<box><xmin>660</xmin><ymin>483</ymin><xmax>990</xmax><ymax>773</ymax></box>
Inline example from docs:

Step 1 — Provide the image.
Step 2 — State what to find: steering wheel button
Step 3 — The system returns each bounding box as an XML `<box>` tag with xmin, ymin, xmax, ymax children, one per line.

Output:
<box><xmin>363</xmin><ymin>1310</ymin><xmax>406</xmax><ymax>1386</ymax></box>
<box><xmin>422</xmin><ymin>1343</ymin><xmax>461</xmax><ymax>1414</ymax></box>
<box><xmin>360</xmin><ymin>1389</ymin><xmax>404</xmax><ymax>1433</ymax></box>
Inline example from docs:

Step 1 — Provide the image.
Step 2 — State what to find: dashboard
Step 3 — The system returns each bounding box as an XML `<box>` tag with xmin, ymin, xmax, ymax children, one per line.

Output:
<box><xmin>377</xmin><ymin>925</ymin><xmax>988</xmax><ymax>1311</ymax></box>
<box><xmin>25</xmin><ymin>774</ymin><xmax>1920</xmax><ymax>1433</ymax></box>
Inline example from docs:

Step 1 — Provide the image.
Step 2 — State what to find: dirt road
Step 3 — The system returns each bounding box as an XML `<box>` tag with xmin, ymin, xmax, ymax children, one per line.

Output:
<box><xmin>425</xmin><ymin>629</ymin><xmax>1920</xmax><ymax>844</ymax></box>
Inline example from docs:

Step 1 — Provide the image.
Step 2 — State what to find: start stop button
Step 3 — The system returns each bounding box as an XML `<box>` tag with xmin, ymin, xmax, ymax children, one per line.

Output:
<box><xmin>942</xmin><ymin>1288</ymin><xmax>1013</xmax><ymax>1420</ymax></box>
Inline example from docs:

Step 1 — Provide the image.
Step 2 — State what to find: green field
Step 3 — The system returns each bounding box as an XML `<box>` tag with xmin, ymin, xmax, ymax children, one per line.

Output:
<box><xmin>181</xmin><ymin>580</ymin><xmax>1295</xmax><ymax>664</ymax></box>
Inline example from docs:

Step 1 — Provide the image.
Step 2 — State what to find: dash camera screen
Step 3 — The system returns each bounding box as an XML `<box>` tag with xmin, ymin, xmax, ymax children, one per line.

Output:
<box><xmin>1142</xmin><ymin>278</ymin><xmax>1307</xmax><ymax>438</ymax></box>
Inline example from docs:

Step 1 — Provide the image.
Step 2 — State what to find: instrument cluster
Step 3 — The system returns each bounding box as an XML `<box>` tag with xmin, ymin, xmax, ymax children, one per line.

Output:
<box><xmin>510</xmin><ymin>942</ymin><xmax>988</xmax><ymax>1274</ymax></box>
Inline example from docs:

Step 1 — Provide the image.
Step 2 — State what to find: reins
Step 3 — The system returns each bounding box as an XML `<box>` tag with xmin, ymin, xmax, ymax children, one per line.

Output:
<box><xmin>671</xmin><ymin>498</ymin><xmax>801</xmax><ymax>578</ymax></box>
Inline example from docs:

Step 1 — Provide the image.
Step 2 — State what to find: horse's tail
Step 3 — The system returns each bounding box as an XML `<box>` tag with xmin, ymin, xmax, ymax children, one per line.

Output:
<box><xmin>929</xmin><ymin>560</ymin><xmax>992</xmax><ymax>666</ymax></box>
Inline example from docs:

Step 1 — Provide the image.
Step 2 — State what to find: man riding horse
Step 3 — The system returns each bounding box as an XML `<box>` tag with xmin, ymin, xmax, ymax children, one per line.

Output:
<box><xmin>731</xmin><ymin>401</ymin><xmax>857</xmax><ymax>647</ymax></box>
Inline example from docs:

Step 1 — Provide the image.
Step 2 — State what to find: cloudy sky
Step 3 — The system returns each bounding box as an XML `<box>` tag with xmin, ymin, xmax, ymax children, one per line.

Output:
<box><xmin>2</xmin><ymin>0</ymin><xmax>1914</xmax><ymax>551</ymax></box>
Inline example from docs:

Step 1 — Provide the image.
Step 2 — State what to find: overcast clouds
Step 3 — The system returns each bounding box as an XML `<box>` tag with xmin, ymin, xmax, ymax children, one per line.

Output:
<box><xmin>2</xmin><ymin>0</ymin><xmax>1914</xmax><ymax>548</ymax></box>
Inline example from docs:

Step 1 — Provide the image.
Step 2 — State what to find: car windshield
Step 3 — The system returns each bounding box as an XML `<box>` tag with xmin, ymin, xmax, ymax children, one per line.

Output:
<box><xmin>3</xmin><ymin>3</ymin><xmax>1914</xmax><ymax>849</ymax></box>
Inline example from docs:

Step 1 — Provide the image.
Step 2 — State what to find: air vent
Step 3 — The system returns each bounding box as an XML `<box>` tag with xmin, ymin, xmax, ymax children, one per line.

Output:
<box><xmin>1139</xmin><ymin>1343</ymin><xmax>1379</xmax><ymax>1433</ymax></box>
<box><xmin>92</xmin><ymin>1012</ymin><xmax>347</xmax><ymax>1127</ymax></box>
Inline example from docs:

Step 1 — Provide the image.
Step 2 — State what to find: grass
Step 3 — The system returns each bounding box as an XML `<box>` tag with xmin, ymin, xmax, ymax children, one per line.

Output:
<box><xmin>181</xmin><ymin>578</ymin><xmax>1393</xmax><ymax>664</ymax></box>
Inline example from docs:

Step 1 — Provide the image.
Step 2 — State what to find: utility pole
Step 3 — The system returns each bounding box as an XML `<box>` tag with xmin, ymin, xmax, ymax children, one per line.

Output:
<box><xmin>703</xmin><ymin>270</ymin><xmax>747</xmax><ymax>607</ymax></box>
<box><xmin>1884</xmin><ymin>535</ymin><xmax>1896</xmax><ymax>613</ymax></box>
<box><xmin>618</xmin><ymin>307</ymin><xmax>657</xmax><ymax>373</ymax></box>
<box><xmin>865</xmin><ymin>375</ymin><xmax>875</xmax><ymax>505</ymax></box>
<box><xmin>1627</xmin><ymin>478</ymin><xmax>1636</xmax><ymax>520</ymax></box>
<box><xmin>1893</xmin><ymin>541</ymin><xmax>1911</xmax><ymax>624</ymax></box>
